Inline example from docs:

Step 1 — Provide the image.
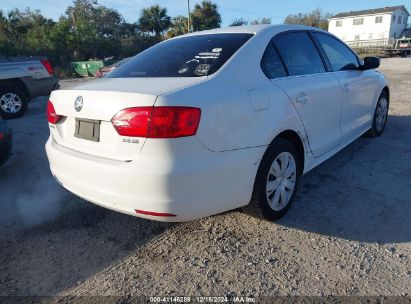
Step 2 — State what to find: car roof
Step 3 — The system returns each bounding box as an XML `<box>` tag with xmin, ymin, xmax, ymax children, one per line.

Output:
<box><xmin>180</xmin><ymin>24</ymin><xmax>327</xmax><ymax>37</ymax></box>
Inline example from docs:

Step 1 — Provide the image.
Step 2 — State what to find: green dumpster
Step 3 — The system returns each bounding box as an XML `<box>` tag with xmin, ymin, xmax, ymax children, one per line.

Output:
<box><xmin>71</xmin><ymin>62</ymin><xmax>88</xmax><ymax>77</ymax></box>
<box><xmin>86</xmin><ymin>61</ymin><xmax>104</xmax><ymax>77</ymax></box>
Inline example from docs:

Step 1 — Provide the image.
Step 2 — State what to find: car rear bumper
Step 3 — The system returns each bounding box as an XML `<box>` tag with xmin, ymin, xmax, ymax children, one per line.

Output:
<box><xmin>0</xmin><ymin>127</ymin><xmax>12</xmax><ymax>166</ymax></box>
<box><xmin>45</xmin><ymin>136</ymin><xmax>265</xmax><ymax>222</ymax></box>
<box><xmin>22</xmin><ymin>76</ymin><xmax>60</xmax><ymax>100</ymax></box>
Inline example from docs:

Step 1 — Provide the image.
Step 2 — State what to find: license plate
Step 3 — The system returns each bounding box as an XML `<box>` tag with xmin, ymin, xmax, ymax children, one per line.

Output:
<box><xmin>74</xmin><ymin>118</ymin><xmax>100</xmax><ymax>142</ymax></box>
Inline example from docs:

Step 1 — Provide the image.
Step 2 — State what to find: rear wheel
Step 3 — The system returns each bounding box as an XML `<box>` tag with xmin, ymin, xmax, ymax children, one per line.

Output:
<box><xmin>244</xmin><ymin>139</ymin><xmax>301</xmax><ymax>220</ymax></box>
<box><xmin>367</xmin><ymin>91</ymin><xmax>389</xmax><ymax>137</ymax></box>
<box><xmin>0</xmin><ymin>86</ymin><xmax>29</xmax><ymax>119</ymax></box>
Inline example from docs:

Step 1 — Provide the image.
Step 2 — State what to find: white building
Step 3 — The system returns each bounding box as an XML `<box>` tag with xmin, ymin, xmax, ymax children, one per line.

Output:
<box><xmin>328</xmin><ymin>6</ymin><xmax>410</xmax><ymax>47</ymax></box>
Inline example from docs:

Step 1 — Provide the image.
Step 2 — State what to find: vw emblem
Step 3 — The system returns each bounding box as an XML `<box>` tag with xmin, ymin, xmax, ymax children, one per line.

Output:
<box><xmin>74</xmin><ymin>96</ymin><xmax>83</xmax><ymax>112</ymax></box>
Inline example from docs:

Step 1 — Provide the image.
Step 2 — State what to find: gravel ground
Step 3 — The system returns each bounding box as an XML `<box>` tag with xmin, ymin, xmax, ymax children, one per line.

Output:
<box><xmin>0</xmin><ymin>58</ymin><xmax>410</xmax><ymax>301</ymax></box>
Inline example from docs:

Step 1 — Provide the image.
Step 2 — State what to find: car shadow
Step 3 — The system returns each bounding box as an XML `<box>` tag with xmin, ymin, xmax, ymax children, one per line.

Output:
<box><xmin>276</xmin><ymin>114</ymin><xmax>411</xmax><ymax>244</ymax></box>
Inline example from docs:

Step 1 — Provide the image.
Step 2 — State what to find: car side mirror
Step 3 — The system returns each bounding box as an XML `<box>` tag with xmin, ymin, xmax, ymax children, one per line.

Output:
<box><xmin>361</xmin><ymin>57</ymin><xmax>380</xmax><ymax>70</ymax></box>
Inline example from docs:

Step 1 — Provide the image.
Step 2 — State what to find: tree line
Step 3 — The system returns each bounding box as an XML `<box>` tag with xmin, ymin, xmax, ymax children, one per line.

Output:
<box><xmin>0</xmin><ymin>0</ymin><xmax>331</xmax><ymax>70</ymax></box>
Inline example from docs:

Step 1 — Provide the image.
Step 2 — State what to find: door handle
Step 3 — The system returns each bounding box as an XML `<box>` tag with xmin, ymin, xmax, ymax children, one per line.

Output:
<box><xmin>342</xmin><ymin>83</ymin><xmax>350</xmax><ymax>93</ymax></box>
<box><xmin>296</xmin><ymin>94</ymin><xmax>308</xmax><ymax>104</ymax></box>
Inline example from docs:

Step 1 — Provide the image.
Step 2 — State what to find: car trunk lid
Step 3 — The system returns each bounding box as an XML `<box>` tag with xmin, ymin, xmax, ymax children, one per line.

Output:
<box><xmin>49</xmin><ymin>77</ymin><xmax>205</xmax><ymax>161</ymax></box>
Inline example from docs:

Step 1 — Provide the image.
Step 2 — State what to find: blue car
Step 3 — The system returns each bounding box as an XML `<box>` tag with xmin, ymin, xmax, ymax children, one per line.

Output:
<box><xmin>0</xmin><ymin>117</ymin><xmax>12</xmax><ymax>166</ymax></box>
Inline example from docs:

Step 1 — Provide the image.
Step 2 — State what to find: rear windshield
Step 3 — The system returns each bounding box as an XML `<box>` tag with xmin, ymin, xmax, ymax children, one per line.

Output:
<box><xmin>107</xmin><ymin>33</ymin><xmax>253</xmax><ymax>78</ymax></box>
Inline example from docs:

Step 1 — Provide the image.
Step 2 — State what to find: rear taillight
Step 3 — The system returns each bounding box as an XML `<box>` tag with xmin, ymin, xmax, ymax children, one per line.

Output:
<box><xmin>112</xmin><ymin>107</ymin><xmax>201</xmax><ymax>138</ymax></box>
<box><xmin>47</xmin><ymin>100</ymin><xmax>62</xmax><ymax>124</ymax></box>
<box><xmin>40</xmin><ymin>59</ymin><xmax>54</xmax><ymax>75</ymax></box>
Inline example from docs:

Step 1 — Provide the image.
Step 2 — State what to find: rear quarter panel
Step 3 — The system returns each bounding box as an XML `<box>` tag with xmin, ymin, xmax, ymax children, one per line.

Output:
<box><xmin>155</xmin><ymin>74</ymin><xmax>308</xmax><ymax>154</ymax></box>
<box><xmin>0</xmin><ymin>60</ymin><xmax>51</xmax><ymax>80</ymax></box>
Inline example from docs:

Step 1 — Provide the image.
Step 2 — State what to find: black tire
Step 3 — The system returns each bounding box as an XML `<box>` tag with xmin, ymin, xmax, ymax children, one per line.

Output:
<box><xmin>367</xmin><ymin>91</ymin><xmax>389</xmax><ymax>137</ymax></box>
<box><xmin>0</xmin><ymin>86</ymin><xmax>29</xmax><ymax>119</ymax></box>
<box><xmin>244</xmin><ymin>138</ymin><xmax>302</xmax><ymax>221</ymax></box>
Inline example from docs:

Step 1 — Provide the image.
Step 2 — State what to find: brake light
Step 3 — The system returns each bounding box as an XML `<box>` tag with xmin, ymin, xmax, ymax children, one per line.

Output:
<box><xmin>47</xmin><ymin>100</ymin><xmax>62</xmax><ymax>124</ymax></box>
<box><xmin>40</xmin><ymin>59</ymin><xmax>54</xmax><ymax>75</ymax></box>
<box><xmin>112</xmin><ymin>107</ymin><xmax>201</xmax><ymax>138</ymax></box>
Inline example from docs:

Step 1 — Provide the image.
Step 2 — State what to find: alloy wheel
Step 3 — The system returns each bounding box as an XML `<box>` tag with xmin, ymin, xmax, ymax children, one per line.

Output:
<box><xmin>0</xmin><ymin>93</ymin><xmax>22</xmax><ymax>113</ymax></box>
<box><xmin>375</xmin><ymin>97</ymin><xmax>388</xmax><ymax>132</ymax></box>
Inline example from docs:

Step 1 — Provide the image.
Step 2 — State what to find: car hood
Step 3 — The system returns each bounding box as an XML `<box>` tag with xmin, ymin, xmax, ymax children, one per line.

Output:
<box><xmin>69</xmin><ymin>77</ymin><xmax>207</xmax><ymax>96</ymax></box>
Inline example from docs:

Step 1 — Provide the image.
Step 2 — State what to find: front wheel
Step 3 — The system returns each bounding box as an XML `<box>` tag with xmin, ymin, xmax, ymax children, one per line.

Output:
<box><xmin>0</xmin><ymin>87</ymin><xmax>29</xmax><ymax>119</ymax></box>
<box><xmin>244</xmin><ymin>139</ymin><xmax>301</xmax><ymax>221</ymax></box>
<box><xmin>367</xmin><ymin>91</ymin><xmax>389</xmax><ymax>137</ymax></box>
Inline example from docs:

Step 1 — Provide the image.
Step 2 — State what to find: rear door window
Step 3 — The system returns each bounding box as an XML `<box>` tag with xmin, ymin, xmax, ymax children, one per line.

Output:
<box><xmin>274</xmin><ymin>32</ymin><xmax>326</xmax><ymax>76</ymax></box>
<box><xmin>107</xmin><ymin>33</ymin><xmax>253</xmax><ymax>78</ymax></box>
<box><xmin>313</xmin><ymin>33</ymin><xmax>360</xmax><ymax>71</ymax></box>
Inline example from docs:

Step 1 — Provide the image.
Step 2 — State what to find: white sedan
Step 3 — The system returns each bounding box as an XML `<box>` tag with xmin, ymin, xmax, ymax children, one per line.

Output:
<box><xmin>46</xmin><ymin>25</ymin><xmax>389</xmax><ymax>222</ymax></box>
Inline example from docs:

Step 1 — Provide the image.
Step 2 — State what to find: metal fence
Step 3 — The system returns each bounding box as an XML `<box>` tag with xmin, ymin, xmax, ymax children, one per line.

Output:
<box><xmin>343</xmin><ymin>38</ymin><xmax>400</xmax><ymax>55</ymax></box>
<box><xmin>344</xmin><ymin>38</ymin><xmax>395</xmax><ymax>48</ymax></box>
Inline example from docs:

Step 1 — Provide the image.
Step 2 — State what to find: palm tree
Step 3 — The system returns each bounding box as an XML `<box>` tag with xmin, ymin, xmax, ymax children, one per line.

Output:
<box><xmin>138</xmin><ymin>5</ymin><xmax>171</xmax><ymax>38</ymax></box>
<box><xmin>191</xmin><ymin>1</ymin><xmax>222</xmax><ymax>32</ymax></box>
<box><xmin>167</xmin><ymin>15</ymin><xmax>188</xmax><ymax>38</ymax></box>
